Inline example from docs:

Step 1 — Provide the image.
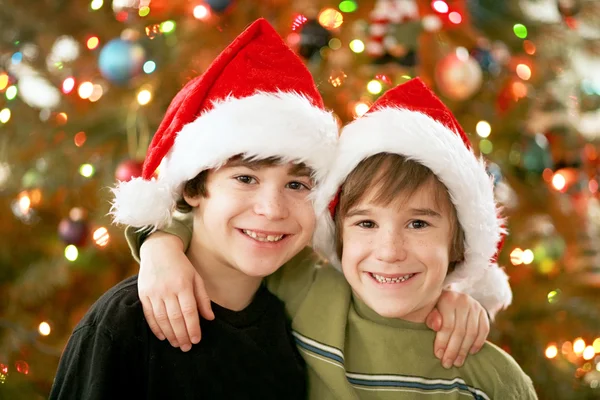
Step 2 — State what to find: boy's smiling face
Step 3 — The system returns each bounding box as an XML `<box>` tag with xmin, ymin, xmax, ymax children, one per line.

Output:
<box><xmin>341</xmin><ymin>178</ymin><xmax>454</xmax><ymax>322</ymax></box>
<box><xmin>185</xmin><ymin>159</ymin><xmax>316</xmax><ymax>278</ymax></box>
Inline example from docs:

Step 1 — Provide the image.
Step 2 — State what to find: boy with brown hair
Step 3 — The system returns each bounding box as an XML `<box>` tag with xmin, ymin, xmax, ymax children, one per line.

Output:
<box><xmin>50</xmin><ymin>18</ymin><xmax>339</xmax><ymax>399</ymax></box>
<box><xmin>131</xmin><ymin>79</ymin><xmax>529</xmax><ymax>398</ymax></box>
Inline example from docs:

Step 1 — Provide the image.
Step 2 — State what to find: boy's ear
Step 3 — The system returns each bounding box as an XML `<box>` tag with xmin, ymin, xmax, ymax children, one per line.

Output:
<box><xmin>183</xmin><ymin>193</ymin><xmax>201</xmax><ymax>207</ymax></box>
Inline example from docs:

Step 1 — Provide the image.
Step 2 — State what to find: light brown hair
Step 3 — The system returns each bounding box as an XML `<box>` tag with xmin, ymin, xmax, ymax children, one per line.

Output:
<box><xmin>176</xmin><ymin>155</ymin><xmax>313</xmax><ymax>212</ymax></box>
<box><xmin>333</xmin><ymin>152</ymin><xmax>465</xmax><ymax>272</ymax></box>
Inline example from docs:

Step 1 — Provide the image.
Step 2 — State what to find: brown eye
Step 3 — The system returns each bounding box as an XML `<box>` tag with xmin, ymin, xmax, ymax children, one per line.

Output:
<box><xmin>357</xmin><ymin>220</ymin><xmax>376</xmax><ymax>229</ymax></box>
<box><xmin>286</xmin><ymin>181</ymin><xmax>310</xmax><ymax>191</ymax></box>
<box><xmin>235</xmin><ymin>175</ymin><xmax>256</xmax><ymax>184</ymax></box>
<box><xmin>409</xmin><ymin>220</ymin><xmax>429</xmax><ymax>229</ymax></box>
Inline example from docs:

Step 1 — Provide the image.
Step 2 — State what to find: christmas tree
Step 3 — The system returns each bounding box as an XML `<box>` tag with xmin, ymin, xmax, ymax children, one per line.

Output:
<box><xmin>1</xmin><ymin>0</ymin><xmax>600</xmax><ymax>398</ymax></box>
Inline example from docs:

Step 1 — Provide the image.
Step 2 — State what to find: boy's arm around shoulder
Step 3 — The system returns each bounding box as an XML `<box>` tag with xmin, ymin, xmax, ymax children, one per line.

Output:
<box><xmin>125</xmin><ymin>211</ymin><xmax>193</xmax><ymax>262</ymax></box>
<box><xmin>266</xmin><ymin>247</ymin><xmax>326</xmax><ymax>318</ymax></box>
<box><xmin>450</xmin><ymin>263</ymin><xmax>513</xmax><ymax>321</ymax></box>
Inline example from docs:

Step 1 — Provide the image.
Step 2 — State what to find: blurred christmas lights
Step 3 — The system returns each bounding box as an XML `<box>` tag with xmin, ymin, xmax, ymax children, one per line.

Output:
<box><xmin>78</xmin><ymin>82</ymin><xmax>94</xmax><ymax>99</ymax></box>
<box><xmin>476</xmin><ymin>121</ymin><xmax>491</xmax><ymax>138</ymax></box>
<box><xmin>0</xmin><ymin>108</ymin><xmax>10</xmax><ymax>124</ymax></box>
<box><xmin>349</xmin><ymin>39</ymin><xmax>364</xmax><ymax>53</ymax></box>
<box><xmin>545</xmin><ymin>344</ymin><xmax>558</xmax><ymax>359</ymax></box>
<box><xmin>432</xmin><ymin>1</ymin><xmax>449</xmax><ymax>14</ymax></box>
<box><xmin>93</xmin><ymin>227</ymin><xmax>110</xmax><ymax>247</ymax></box>
<box><xmin>318</xmin><ymin>8</ymin><xmax>343</xmax><ymax>30</ymax></box>
<box><xmin>90</xmin><ymin>0</ymin><xmax>103</xmax><ymax>10</ymax></box>
<box><xmin>516</xmin><ymin>64</ymin><xmax>532</xmax><ymax>80</ymax></box>
<box><xmin>193</xmin><ymin>5</ymin><xmax>210</xmax><ymax>20</ymax></box>
<box><xmin>87</xmin><ymin>36</ymin><xmax>100</xmax><ymax>50</ymax></box>
<box><xmin>64</xmin><ymin>245</ymin><xmax>79</xmax><ymax>262</ymax></box>
<box><xmin>448</xmin><ymin>12</ymin><xmax>462</xmax><ymax>24</ymax></box>
<box><xmin>513</xmin><ymin>23</ymin><xmax>528</xmax><ymax>39</ymax></box>
<box><xmin>137</xmin><ymin>89</ymin><xmax>152</xmax><ymax>105</ymax></box>
<box><xmin>38</xmin><ymin>322</ymin><xmax>51</xmax><ymax>336</ymax></box>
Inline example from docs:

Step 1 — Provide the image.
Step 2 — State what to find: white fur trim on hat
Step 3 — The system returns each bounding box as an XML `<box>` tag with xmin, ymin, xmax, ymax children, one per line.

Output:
<box><xmin>111</xmin><ymin>91</ymin><xmax>338</xmax><ymax>230</ymax></box>
<box><xmin>449</xmin><ymin>264</ymin><xmax>512</xmax><ymax>320</ymax></box>
<box><xmin>313</xmin><ymin>107</ymin><xmax>504</xmax><ymax>293</ymax></box>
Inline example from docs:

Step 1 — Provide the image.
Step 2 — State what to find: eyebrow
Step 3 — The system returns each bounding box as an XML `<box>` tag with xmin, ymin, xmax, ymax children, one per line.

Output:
<box><xmin>409</xmin><ymin>208</ymin><xmax>442</xmax><ymax>218</ymax></box>
<box><xmin>288</xmin><ymin>165</ymin><xmax>313</xmax><ymax>178</ymax></box>
<box><xmin>345</xmin><ymin>208</ymin><xmax>371</xmax><ymax>218</ymax></box>
<box><xmin>345</xmin><ymin>207</ymin><xmax>441</xmax><ymax>219</ymax></box>
<box><xmin>224</xmin><ymin>161</ymin><xmax>313</xmax><ymax>178</ymax></box>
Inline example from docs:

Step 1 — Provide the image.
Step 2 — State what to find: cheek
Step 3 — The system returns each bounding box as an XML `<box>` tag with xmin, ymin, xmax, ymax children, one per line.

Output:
<box><xmin>341</xmin><ymin>231</ymin><xmax>371</xmax><ymax>271</ymax></box>
<box><xmin>416</xmin><ymin>238</ymin><xmax>450</xmax><ymax>274</ymax></box>
<box><xmin>289</xmin><ymin>198</ymin><xmax>316</xmax><ymax>231</ymax></box>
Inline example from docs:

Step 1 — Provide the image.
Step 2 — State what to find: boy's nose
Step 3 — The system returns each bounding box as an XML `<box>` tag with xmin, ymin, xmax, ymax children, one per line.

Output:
<box><xmin>253</xmin><ymin>188</ymin><xmax>289</xmax><ymax>220</ymax></box>
<box><xmin>374</xmin><ymin>229</ymin><xmax>407</xmax><ymax>263</ymax></box>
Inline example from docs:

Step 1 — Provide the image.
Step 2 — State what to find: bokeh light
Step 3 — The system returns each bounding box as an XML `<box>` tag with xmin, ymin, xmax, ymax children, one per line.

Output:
<box><xmin>514</xmin><ymin>24</ymin><xmax>528</xmax><ymax>39</ymax></box>
<box><xmin>476</xmin><ymin>121</ymin><xmax>491</xmax><ymax>138</ymax></box>
<box><xmin>349</xmin><ymin>39</ymin><xmax>365</xmax><ymax>53</ymax></box>
<box><xmin>64</xmin><ymin>245</ymin><xmax>79</xmax><ymax>261</ymax></box>
<box><xmin>318</xmin><ymin>8</ymin><xmax>344</xmax><ymax>30</ymax></box>
<box><xmin>38</xmin><ymin>322</ymin><xmax>51</xmax><ymax>336</ymax></box>
<box><xmin>78</xmin><ymin>82</ymin><xmax>94</xmax><ymax>99</ymax></box>
<box><xmin>137</xmin><ymin>89</ymin><xmax>152</xmax><ymax>105</ymax></box>
<box><xmin>432</xmin><ymin>1</ymin><xmax>449</xmax><ymax>13</ymax></box>
<box><xmin>93</xmin><ymin>227</ymin><xmax>110</xmax><ymax>247</ymax></box>
<box><xmin>545</xmin><ymin>344</ymin><xmax>558</xmax><ymax>359</ymax></box>
<box><xmin>86</xmin><ymin>36</ymin><xmax>100</xmax><ymax>50</ymax></box>
<box><xmin>193</xmin><ymin>5</ymin><xmax>210</xmax><ymax>20</ymax></box>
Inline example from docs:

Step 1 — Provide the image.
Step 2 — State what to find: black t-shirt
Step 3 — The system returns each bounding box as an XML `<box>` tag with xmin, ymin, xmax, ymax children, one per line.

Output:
<box><xmin>49</xmin><ymin>275</ymin><xmax>306</xmax><ymax>400</ymax></box>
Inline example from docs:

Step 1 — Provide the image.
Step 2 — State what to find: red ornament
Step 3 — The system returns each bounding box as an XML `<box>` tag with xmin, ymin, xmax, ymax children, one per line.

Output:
<box><xmin>115</xmin><ymin>159</ymin><xmax>144</xmax><ymax>182</ymax></box>
<box><xmin>15</xmin><ymin>360</ymin><xmax>29</xmax><ymax>375</ymax></box>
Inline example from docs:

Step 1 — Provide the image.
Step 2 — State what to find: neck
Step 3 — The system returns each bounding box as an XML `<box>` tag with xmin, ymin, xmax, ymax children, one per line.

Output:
<box><xmin>187</xmin><ymin>235</ymin><xmax>262</xmax><ymax>312</ymax></box>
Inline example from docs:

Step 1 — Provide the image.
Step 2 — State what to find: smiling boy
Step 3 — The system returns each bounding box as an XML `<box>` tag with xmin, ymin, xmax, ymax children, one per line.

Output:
<box><xmin>49</xmin><ymin>18</ymin><xmax>338</xmax><ymax>399</ymax></box>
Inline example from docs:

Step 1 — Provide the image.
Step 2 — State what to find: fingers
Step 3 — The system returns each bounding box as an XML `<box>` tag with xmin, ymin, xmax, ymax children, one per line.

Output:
<box><xmin>441</xmin><ymin>307</ymin><xmax>468</xmax><ymax>369</ymax></box>
<box><xmin>152</xmin><ymin>298</ymin><xmax>178</xmax><ymax>348</ymax></box>
<box><xmin>141</xmin><ymin>296</ymin><xmax>165</xmax><ymax>341</ymax></box>
<box><xmin>425</xmin><ymin>308</ymin><xmax>442</xmax><ymax>332</ymax></box>
<box><xmin>433</xmin><ymin>307</ymin><xmax>455</xmax><ymax>363</ymax></box>
<box><xmin>177</xmin><ymin>290</ymin><xmax>201</xmax><ymax>345</ymax></box>
<box><xmin>453</xmin><ymin>308</ymin><xmax>481</xmax><ymax>367</ymax></box>
<box><xmin>164</xmin><ymin>296</ymin><xmax>192</xmax><ymax>352</ymax></box>
<box><xmin>470</xmin><ymin>310</ymin><xmax>490</xmax><ymax>355</ymax></box>
<box><xmin>194</xmin><ymin>275</ymin><xmax>214</xmax><ymax>322</ymax></box>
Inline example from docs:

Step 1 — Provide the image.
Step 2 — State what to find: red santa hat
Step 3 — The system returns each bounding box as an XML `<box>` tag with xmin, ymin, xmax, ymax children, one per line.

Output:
<box><xmin>313</xmin><ymin>78</ymin><xmax>511</xmax><ymax>312</ymax></box>
<box><xmin>110</xmin><ymin>18</ymin><xmax>338</xmax><ymax>229</ymax></box>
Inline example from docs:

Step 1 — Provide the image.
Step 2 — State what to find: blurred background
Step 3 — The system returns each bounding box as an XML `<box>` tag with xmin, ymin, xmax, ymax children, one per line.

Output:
<box><xmin>0</xmin><ymin>0</ymin><xmax>599</xmax><ymax>398</ymax></box>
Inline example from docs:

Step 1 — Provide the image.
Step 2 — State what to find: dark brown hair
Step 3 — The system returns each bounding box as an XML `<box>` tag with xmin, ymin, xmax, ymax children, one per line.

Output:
<box><xmin>176</xmin><ymin>155</ymin><xmax>313</xmax><ymax>212</ymax></box>
<box><xmin>333</xmin><ymin>153</ymin><xmax>465</xmax><ymax>272</ymax></box>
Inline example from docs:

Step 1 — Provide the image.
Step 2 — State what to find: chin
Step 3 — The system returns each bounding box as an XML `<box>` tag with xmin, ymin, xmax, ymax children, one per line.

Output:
<box><xmin>237</xmin><ymin>261</ymin><xmax>283</xmax><ymax>278</ymax></box>
<box><xmin>368</xmin><ymin>299</ymin><xmax>414</xmax><ymax>319</ymax></box>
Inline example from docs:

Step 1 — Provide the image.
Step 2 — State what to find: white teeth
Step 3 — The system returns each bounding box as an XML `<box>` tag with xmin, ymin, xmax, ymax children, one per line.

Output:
<box><xmin>242</xmin><ymin>229</ymin><xmax>284</xmax><ymax>242</ymax></box>
<box><xmin>371</xmin><ymin>273</ymin><xmax>415</xmax><ymax>284</ymax></box>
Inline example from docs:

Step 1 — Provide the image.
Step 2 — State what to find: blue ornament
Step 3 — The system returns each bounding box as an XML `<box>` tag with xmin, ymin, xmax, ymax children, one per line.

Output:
<box><xmin>205</xmin><ymin>0</ymin><xmax>233</xmax><ymax>13</ymax></box>
<box><xmin>471</xmin><ymin>48</ymin><xmax>498</xmax><ymax>74</ymax></box>
<box><xmin>98</xmin><ymin>39</ymin><xmax>146</xmax><ymax>85</ymax></box>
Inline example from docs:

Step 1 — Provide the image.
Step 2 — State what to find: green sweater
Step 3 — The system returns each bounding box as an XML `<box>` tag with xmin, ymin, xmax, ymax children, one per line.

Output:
<box><xmin>126</xmin><ymin>216</ymin><xmax>537</xmax><ymax>399</ymax></box>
